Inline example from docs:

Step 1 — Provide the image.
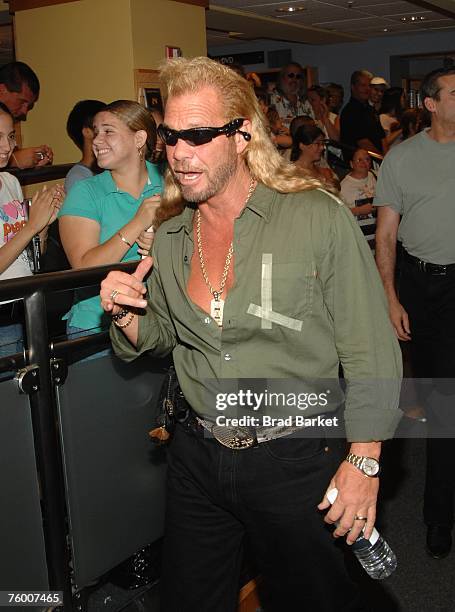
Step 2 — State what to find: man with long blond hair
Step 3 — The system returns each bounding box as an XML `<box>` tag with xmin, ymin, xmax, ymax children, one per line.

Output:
<box><xmin>100</xmin><ymin>57</ymin><xmax>401</xmax><ymax>611</ymax></box>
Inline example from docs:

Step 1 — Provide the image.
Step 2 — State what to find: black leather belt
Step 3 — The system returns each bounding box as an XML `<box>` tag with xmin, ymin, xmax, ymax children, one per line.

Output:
<box><xmin>402</xmin><ymin>250</ymin><xmax>455</xmax><ymax>276</ymax></box>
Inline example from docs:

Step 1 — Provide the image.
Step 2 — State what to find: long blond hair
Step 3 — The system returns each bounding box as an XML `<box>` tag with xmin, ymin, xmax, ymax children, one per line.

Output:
<box><xmin>154</xmin><ymin>57</ymin><xmax>325</xmax><ymax>228</ymax></box>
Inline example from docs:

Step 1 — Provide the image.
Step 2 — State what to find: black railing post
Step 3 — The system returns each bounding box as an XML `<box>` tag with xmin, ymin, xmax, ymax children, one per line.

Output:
<box><xmin>23</xmin><ymin>290</ymin><xmax>72</xmax><ymax>609</ymax></box>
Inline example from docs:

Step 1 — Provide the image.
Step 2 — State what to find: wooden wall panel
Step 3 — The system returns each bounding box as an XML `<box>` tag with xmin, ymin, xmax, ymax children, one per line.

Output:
<box><xmin>9</xmin><ymin>0</ymin><xmax>78</xmax><ymax>11</ymax></box>
<box><xmin>172</xmin><ymin>0</ymin><xmax>208</xmax><ymax>7</ymax></box>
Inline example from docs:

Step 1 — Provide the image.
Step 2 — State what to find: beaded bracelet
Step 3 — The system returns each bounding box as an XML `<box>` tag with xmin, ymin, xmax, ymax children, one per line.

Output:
<box><xmin>112</xmin><ymin>308</ymin><xmax>129</xmax><ymax>322</ymax></box>
<box><xmin>113</xmin><ymin>310</ymin><xmax>136</xmax><ymax>329</ymax></box>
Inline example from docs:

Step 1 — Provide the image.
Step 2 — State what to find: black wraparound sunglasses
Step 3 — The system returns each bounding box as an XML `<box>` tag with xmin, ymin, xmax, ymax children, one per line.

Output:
<box><xmin>286</xmin><ymin>72</ymin><xmax>304</xmax><ymax>79</ymax></box>
<box><xmin>157</xmin><ymin>117</ymin><xmax>251</xmax><ymax>147</ymax></box>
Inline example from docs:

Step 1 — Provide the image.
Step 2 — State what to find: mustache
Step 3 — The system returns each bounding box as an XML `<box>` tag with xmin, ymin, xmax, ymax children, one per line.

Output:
<box><xmin>172</xmin><ymin>165</ymin><xmax>205</xmax><ymax>174</ymax></box>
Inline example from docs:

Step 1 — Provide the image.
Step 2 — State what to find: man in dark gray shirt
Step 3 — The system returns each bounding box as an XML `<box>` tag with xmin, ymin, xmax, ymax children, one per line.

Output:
<box><xmin>375</xmin><ymin>66</ymin><xmax>455</xmax><ymax>560</ymax></box>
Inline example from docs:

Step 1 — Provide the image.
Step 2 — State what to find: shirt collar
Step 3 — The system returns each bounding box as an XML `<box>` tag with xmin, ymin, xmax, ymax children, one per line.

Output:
<box><xmin>102</xmin><ymin>160</ymin><xmax>160</xmax><ymax>194</ymax></box>
<box><xmin>164</xmin><ymin>182</ymin><xmax>276</xmax><ymax>234</ymax></box>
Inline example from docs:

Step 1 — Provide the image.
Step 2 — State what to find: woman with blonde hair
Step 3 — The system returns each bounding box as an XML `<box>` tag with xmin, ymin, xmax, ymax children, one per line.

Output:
<box><xmin>59</xmin><ymin>99</ymin><xmax>163</xmax><ymax>336</ymax></box>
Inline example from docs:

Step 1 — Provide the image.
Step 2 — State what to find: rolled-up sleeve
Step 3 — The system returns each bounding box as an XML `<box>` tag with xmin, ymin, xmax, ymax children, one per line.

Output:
<box><xmin>110</xmin><ymin>247</ymin><xmax>177</xmax><ymax>361</ymax></box>
<box><xmin>319</xmin><ymin>202</ymin><xmax>403</xmax><ymax>441</ymax></box>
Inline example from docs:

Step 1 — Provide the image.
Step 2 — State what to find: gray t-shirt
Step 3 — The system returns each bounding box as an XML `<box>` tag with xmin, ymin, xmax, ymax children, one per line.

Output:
<box><xmin>64</xmin><ymin>163</ymin><xmax>94</xmax><ymax>194</ymax></box>
<box><xmin>374</xmin><ymin>129</ymin><xmax>455</xmax><ymax>264</ymax></box>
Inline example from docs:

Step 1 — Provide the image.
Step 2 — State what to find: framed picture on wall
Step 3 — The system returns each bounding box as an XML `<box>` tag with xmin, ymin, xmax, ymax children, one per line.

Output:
<box><xmin>143</xmin><ymin>87</ymin><xmax>163</xmax><ymax>114</ymax></box>
<box><xmin>134</xmin><ymin>69</ymin><xmax>164</xmax><ymax>118</ymax></box>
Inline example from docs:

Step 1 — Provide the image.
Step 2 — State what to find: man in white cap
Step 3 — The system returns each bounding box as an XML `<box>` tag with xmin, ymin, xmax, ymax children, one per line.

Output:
<box><xmin>369</xmin><ymin>76</ymin><xmax>389</xmax><ymax>113</ymax></box>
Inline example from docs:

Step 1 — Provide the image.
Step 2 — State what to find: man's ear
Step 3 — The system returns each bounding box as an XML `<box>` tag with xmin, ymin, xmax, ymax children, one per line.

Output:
<box><xmin>423</xmin><ymin>97</ymin><xmax>435</xmax><ymax>114</ymax></box>
<box><xmin>234</xmin><ymin>119</ymin><xmax>252</xmax><ymax>153</ymax></box>
<box><xmin>0</xmin><ymin>84</ymin><xmax>7</xmax><ymax>97</ymax></box>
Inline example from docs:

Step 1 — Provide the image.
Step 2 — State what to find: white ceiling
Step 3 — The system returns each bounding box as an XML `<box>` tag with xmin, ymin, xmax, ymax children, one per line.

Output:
<box><xmin>207</xmin><ymin>0</ymin><xmax>455</xmax><ymax>46</ymax></box>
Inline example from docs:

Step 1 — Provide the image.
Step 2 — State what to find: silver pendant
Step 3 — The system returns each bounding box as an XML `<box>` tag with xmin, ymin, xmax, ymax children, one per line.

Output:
<box><xmin>211</xmin><ymin>297</ymin><xmax>224</xmax><ymax>327</ymax></box>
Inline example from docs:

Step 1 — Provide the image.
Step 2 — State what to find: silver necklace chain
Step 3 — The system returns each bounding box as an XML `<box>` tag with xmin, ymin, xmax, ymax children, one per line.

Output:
<box><xmin>196</xmin><ymin>178</ymin><xmax>256</xmax><ymax>301</ymax></box>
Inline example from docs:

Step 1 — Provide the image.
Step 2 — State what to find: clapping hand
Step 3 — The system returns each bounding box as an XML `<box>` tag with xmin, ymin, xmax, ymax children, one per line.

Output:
<box><xmin>28</xmin><ymin>184</ymin><xmax>65</xmax><ymax>234</ymax></box>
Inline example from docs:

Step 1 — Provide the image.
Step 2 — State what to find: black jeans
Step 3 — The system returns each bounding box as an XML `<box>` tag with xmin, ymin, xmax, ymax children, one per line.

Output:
<box><xmin>399</xmin><ymin>258</ymin><xmax>455</xmax><ymax>526</ymax></box>
<box><xmin>161</xmin><ymin>424</ymin><xmax>365</xmax><ymax>612</ymax></box>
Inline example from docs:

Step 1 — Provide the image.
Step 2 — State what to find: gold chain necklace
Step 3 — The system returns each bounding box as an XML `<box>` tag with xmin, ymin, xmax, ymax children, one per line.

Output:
<box><xmin>196</xmin><ymin>178</ymin><xmax>256</xmax><ymax>327</ymax></box>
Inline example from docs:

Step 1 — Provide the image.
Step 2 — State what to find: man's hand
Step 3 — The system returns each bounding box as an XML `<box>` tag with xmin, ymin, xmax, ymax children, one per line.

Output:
<box><xmin>11</xmin><ymin>145</ymin><xmax>53</xmax><ymax>169</ymax></box>
<box><xmin>318</xmin><ymin>461</ymin><xmax>379</xmax><ymax>544</ymax></box>
<box><xmin>100</xmin><ymin>256</ymin><xmax>153</xmax><ymax>315</ymax></box>
<box><xmin>388</xmin><ymin>297</ymin><xmax>411</xmax><ymax>341</ymax></box>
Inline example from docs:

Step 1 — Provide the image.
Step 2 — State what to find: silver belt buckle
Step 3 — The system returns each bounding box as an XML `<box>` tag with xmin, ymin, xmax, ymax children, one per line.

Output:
<box><xmin>210</xmin><ymin>424</ymin><xmax>257</xmax><ymax>449</ymax></box>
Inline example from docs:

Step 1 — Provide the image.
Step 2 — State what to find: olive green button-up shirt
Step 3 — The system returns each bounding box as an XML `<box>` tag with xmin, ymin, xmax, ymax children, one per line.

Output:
<box><xmin>111</xmin><ymin>183</ymin><xmax>402</xmax><ymax>442</ymax></box>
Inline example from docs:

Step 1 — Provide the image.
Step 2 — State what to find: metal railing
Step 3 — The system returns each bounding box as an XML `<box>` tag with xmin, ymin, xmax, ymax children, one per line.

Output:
<box><xmin>0</xmin><ymin>261</ymin><xmax>143</xmax><ymax>610</ymax></box>
<box><xmin>8</xmin><ymin>163</ymin><xmax>75</xmax><ymax>186</ymax></box>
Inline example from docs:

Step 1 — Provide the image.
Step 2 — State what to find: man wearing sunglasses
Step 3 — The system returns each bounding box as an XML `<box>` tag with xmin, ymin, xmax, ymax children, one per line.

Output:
<box><xmin>269</xmin><ymin>62</ymin><xmax>315</xmax><ymax>130</ymax></box>
<box><xmin>103</xmin><ymin>56</ymin><xmax>402</xmax><ymax>612</ymax></box>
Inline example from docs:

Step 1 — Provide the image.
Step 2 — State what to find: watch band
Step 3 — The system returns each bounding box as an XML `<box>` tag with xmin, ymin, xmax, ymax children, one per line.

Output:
<box><xmin>345</xmin><ymin>452</ymin><xmax>380</xmax><ymax>477</ymax></box>
<box><xmin>346</xmin><ymin>452</ymin><xmax>364</xmax><ymax>470</ymax></box>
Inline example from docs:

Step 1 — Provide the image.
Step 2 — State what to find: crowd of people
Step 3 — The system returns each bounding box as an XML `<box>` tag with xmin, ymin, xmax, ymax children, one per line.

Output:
<box><xmin>1</xmin><ymin>53</ymin><xmax>455</xmax><ymax>610</ymax></box>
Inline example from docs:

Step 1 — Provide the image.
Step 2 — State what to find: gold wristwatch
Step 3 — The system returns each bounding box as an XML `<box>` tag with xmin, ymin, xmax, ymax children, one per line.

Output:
<box><xmin>345</xmin><ymin>452</ymin><xmax>380</xmax><ymax>477</ymax></box>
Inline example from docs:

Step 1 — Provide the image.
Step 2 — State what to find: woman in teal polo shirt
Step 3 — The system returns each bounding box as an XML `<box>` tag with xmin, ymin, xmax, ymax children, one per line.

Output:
<box><xmin>59</xmin><ymin>100</ymin><xmax>163</xmax><ymax>335</ymax></box>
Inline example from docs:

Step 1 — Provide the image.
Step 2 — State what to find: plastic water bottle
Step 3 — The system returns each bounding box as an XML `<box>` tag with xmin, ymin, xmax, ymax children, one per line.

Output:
<box><xmin>327</xmin><ymin>488</ymin><xmax>397</xmax><ymax>580</ymax></box>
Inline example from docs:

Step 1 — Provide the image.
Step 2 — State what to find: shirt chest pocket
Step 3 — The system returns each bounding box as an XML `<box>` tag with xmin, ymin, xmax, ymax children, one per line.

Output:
<box><xmin>246</xmin><ymin>258</ymin><xmax>316</xmax><ymax>331</ymax></box>
<box><xmin>272</xmin><ymin>261</ymin><xmax>316</xmax><ymax>320</ymax></box>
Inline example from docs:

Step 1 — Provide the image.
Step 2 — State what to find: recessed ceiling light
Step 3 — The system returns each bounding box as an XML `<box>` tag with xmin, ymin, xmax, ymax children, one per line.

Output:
<box><xmin>383</xmin><ymin>28</ymin><xmax>388</xmax><ymax>32</ymax></box>
<box><xmin>401</xmin><ymin>14</ymin><xmax>426</xmax><ymax>22</ymax></box>
<box><xmin>275</xmin><ymin>5</ymin><xmax>305</xmax><ymax>12</ymax></box>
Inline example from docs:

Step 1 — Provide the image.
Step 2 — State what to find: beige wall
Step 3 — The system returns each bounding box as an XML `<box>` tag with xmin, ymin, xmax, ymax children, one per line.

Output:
<box><xmin>130</xmin><ymin>0</ymin><xmax>206</xmax><ymax>70</ymax></box>
<box><xmin>14</xmin><ymin>0</ymin><xmax>207</xmax><ymax>165</ymax></box>
<box><xmin>15</xmin><ymin>0</ymin><xmax>136</xmax><ymax>163</ymax></box>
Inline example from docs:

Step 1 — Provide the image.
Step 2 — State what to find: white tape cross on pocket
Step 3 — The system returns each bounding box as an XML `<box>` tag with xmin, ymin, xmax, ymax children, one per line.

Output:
<box><xmin>247</xmin><ymin>253</ymin><xmax>303</xmax><ymax>331</ymax></box>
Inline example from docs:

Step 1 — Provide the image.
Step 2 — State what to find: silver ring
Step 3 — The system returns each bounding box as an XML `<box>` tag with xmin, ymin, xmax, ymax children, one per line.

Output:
<box><xmin>109</xmin><ymin>289</ymin><xmax>120</xmax><ymax>301</ymax></box>
<box><xmin>354</xmin><ymin>516</ymin><xmax>367</xmax><ymax>521</ymax></box>
<box><xmin>36</xmin><ymin>152</ymin><xmax>45</xmax><ymax>161</ymax></box>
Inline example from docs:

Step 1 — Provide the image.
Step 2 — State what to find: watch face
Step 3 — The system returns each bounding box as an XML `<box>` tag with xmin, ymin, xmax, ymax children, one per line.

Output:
<box><xmin>362</xmin><ymin>458</ymin><xmax>380</xmax><ymax>476</ymax></box>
